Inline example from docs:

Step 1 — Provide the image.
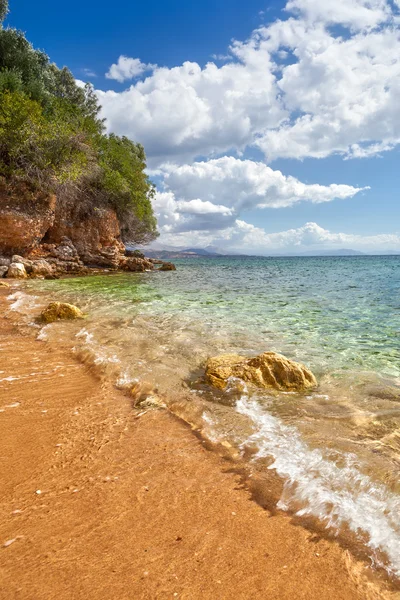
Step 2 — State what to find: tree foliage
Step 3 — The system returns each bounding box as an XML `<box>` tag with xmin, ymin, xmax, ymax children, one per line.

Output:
<box><xmin>0</xmin><ymin>4</ymin><xmax>158</xmax><ymax>244</ymax></box>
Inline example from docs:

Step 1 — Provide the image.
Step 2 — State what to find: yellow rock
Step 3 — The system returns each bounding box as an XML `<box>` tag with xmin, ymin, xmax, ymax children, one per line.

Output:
<box><xmin>41</xmin><ymin>302</ymin><xmax>84</xmax><ymax>323</ymax></box>
<box><xmin>205</xmin><ymin>351</ymin><xmax>317</xmax><ymax>392</ymax></box>
<box><xmin>0</xmin><ymin>281</ymin><xmax>10</xmax><ymax>288</ymax></box>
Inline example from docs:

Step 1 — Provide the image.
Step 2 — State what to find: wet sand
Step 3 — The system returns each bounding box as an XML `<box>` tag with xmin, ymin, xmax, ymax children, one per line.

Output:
<box><xmin>0</xmin><ymin>288</ymin><xmax>398</xmax><ymax>600</ymax></box>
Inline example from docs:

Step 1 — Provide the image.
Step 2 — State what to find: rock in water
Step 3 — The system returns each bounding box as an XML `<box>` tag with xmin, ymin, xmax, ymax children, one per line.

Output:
<box><xmin>205</xmin><ymin>351</ymin><xmax>317</xmax><ymax>392</ymax></box>
<box><xmin>159</xmin><ymin>262</ymin><xmax>176</xmax><ymax>271</ymax></box>
<box><xmin>0</xmin><ymin>280</ymin><xmax>10</xmax><ymax>287</ymax></box>
<box><xmin>6</xmin><ymin>263</ymin><xmax>27</xmax><ymax>279</ymax></box>
<box><xmin>41</xmin><ymin>302</ymin><xmax>84</xmax><ymax>323</ymax></box>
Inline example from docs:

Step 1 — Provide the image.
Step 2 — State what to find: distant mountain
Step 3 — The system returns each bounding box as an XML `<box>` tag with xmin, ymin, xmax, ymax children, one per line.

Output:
<box><xmin>183</xmin><ymin>248</ymin><xmax>219</xmax><ymax>256</ymax></box>
<box><xmin>297</xmin><ymin>249</ymin><xmax>365</xmax><ymax>257</ymax></box>
<box><xmin>144</xmin><ymin>248</ymin><xmax>222</xmax><ymax>259</ymax></box>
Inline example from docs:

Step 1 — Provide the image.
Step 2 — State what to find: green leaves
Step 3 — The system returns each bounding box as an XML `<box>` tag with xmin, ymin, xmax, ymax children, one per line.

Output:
<box><xmin>0</xmin><ymin>0</ymin><xmax>8</xmax><ymax>24</ymax></box>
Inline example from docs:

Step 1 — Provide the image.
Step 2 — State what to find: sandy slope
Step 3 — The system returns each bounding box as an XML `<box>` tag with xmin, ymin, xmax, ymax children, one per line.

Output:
<box><xmin>0</xmin><ymin>288</ymin><xmax>398</xmax><ymax>600</ymax></box>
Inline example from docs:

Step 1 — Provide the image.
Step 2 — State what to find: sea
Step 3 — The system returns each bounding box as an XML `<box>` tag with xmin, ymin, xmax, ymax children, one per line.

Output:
<box><xmin>10</xmin><ymin>255</ymin><xmax>400</xmax><ymax>579</ymax></box>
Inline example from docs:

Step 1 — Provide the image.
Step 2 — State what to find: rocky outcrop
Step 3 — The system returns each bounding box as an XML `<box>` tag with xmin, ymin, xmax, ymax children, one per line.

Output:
<box><xmin>7</xmin><ymin>263</ymin><xmax>28</xmax><ymax>279</ymax></box>
<box><xmin>0</xmin><ymin>183</ymin><xmax>56</xmax><ymax>256</ymax></box>
<box><xmin>158</xmin><ymin>262</ymin><xmax>176</xmax><ymax>271</ymax></box>
<box><xmin>41</xmin><ymin>302</ymin><xmax>84</xmax><ymax>323</ymax></box>
<box><xmin>44</xmin><ymin>205</ymin><xmax>125</xmax><ymax>268</ymax></box>
<box><xmin>0</xmin><ymin>182</ymin><xmax>176</xmax><ymax>275</ymax></box>
<box><xmin>205</xmin><ymin>351</ymin><xmax>317</xmax><ymax>392</ymax></box>
<box><xmin>120</xmin><ymin>256</ymin><xmax>154</xmax><ymax>272</ymax></box>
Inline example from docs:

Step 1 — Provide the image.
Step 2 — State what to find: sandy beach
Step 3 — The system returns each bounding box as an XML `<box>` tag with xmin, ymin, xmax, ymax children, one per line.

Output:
<box><xmin>0</xmin><ymin>287</ymin><xmax>398</xmax><ymax>600</ymax></box>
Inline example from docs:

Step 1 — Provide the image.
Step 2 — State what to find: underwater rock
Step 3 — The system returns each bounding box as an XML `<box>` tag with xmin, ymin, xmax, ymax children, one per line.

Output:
<box><xmin>41</xmin><ymin>302</ymin><xmax>84</xmax><ymax>323</ymax></box>
<box><xmin>0</xmin><ymin>280</ymin><xmax>10</xmax><ymax>287</ymax></box>
<box><xmin>205</xmin><ymin>351</ymin><xmax>317</xmax><ymax>392</ymax></box>
<box><xmin>7</xmin><ymin>263</ymin><xmax>27</xmax><ymax>279</ymax></box>
<box><xmin>130</xmin><ymin>381</ymin><xmax>166</xmax><ymax>409</ymax></box>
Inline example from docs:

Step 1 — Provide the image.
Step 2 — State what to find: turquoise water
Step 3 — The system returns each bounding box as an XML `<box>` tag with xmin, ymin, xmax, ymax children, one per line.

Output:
<box><xmin>20</xmin><ymin>255</ymin><xmax>400</xmax><ymax>578</ymax></box>
<box><xmin>32</xmin><ymin>255</ymin><xmax>400</xmax><ymax>379</ymax></box>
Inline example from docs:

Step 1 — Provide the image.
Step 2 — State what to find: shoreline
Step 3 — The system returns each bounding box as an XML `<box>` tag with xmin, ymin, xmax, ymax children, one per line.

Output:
<box><xmin>0</xmin><ymin>286</ymin><xmax>399</xmax><ymax>599</ymax></box>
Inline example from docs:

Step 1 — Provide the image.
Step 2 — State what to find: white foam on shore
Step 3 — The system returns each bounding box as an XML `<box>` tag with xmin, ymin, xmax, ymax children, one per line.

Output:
<box><xmin>236</xmin><ymin>396</ymin><xmax>400</xmax><ymax>577</ymax></box>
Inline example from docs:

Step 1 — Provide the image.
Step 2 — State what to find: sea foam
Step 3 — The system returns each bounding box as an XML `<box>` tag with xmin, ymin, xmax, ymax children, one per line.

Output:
<box><xmin>236</xmin><ymin>396</ymin><xmax>400</xmax><ymax>577</ymax></box>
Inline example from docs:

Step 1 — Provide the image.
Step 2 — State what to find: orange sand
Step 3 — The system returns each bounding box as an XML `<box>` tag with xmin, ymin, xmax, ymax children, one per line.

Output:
<box><xmin>0</xmin><ymin>288</ymin><xmax>398</xmax><ymax>600</ymax></box>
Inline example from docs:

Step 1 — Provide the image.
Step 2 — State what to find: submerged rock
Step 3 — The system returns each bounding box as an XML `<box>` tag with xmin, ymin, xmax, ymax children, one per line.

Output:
<box><xmin>7</xmin><ymin>262</ymin><xmax>27</xmax><ymax>279</ymax></box>
<box><xmin>205</xmin><ymin>351</ymin><xmax>317</xmax><ymax>392</ymax></box>
<box><xmin>0</xmin><ymin>280</ymin><xmax>10</xmax><ymax>287</ymax></box>
<box><xmin>41</xmin><ymin>302</ymin><xmax>84</xmax><ymax>323</ymax></box>
<box><xmin>130</xmin><ymin>381</ymin><xmax>166</xmax><ymax>409</ymax></box>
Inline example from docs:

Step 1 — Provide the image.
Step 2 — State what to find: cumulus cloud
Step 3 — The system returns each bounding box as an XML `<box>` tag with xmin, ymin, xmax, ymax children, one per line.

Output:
<box><xmin>285</xmin><ymin>0</ymin><xmax>390</xmax><ymax>29</ymax></box>
<box><xmin>105</xmin><ymin>56</ymin><xmax>156</xmax><ymax>83</ymax></box>
<box><xmin>97</xmin><ymin>0</ymin><xmax>400</xmax><ymax>253</ymax></box>
<box><xmin>98</xmin><ymin>0</ymin><xmax>400</xmax><ymax>164</ymax></box>
<box><xmin>153</xmin><ymin>220</ymin><xmax>400</xmax><ymax>254</ymax></box>
<box><xmin>152</xmin><ymin>158</ymin><xmax>365</xmax><ymax>235</ymax></box>
<box><xmin>161</xmin><ymin>157</ymin><xmax>366</xmax><ymax>211</ymax></box>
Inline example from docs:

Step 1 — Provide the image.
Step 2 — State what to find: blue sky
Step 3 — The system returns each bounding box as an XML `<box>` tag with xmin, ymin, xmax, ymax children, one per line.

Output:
<box><xmin>8</xmin><ymin>0</ymin><xmax>400</xmax><ymax>253</ymax></box>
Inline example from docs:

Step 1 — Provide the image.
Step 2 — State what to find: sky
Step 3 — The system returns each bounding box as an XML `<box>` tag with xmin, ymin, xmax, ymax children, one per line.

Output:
<box><xmin>8</xmin><ymin>0</ymin><xmax>400</xmax><ymax>254</ymax></box>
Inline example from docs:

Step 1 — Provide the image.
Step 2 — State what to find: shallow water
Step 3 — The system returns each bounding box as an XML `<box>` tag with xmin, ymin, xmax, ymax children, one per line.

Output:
<box><xmin>18</xmin><ymin>255</ymin><xmax>400</xmax><ymax>577</ymax></box>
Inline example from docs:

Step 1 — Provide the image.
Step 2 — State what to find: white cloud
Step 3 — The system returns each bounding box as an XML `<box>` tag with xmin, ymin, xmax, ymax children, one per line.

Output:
<box><xmin>152</xmin><ymin>157</ymin><xmax>365</xmax><ymax>235</ymax></box>
<box><xmin>153</xmin><ymin>220</ymin><xmax>400</xmax><ymax>254</ymax></box>
<box><xmin>98</xmin><ymin>0</ymin><xmax>400</xmax><ymax>165</ymax></box>
<box><xmin>97</xmin><ymin>0</ymin><xmax>400</xmax><ymax>253</ymax></box>
<box><xmin>285</xmin><ymin>0</ymin><xmax>390</xmax><ymax>29</ymax></box>
<box><xmin>105</xmin><ymin>56</ymin><xmax>156</xmax><ymax>83</ymax></box>
<box><xmin>161</xmin><ymin>157</ymin><xmax>366</xmax><ymax>211</ymax></box>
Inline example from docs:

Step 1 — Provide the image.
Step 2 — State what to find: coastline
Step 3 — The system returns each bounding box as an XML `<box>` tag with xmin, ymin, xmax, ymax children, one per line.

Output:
<box><xmin>0</xmin><ymin>286</ymin><xmax>399</xmax><ymax>600</ymax></box>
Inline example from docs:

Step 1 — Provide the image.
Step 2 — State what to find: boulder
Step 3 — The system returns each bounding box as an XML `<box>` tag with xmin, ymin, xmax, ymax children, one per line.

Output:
<box><xmin>0</xmin><ymin>265</ymin><xmax>8</xmax><ymax>278</ymax></box>
<box><xmin>205</xmin><ymin>351</ymin><xmax>317</xmax><ymax>392</ymax></box>
<box><xmin>12</xmin><ymin>255</ymin><xmax>33</xmax><ymax>274</ymax></box>
<box><xmin>31</xmin><ymin>259</ymin><xmax>54</xmax><ymax>277</ymax></box>
<box><xmin>0</xmin><ymin>258</ymin><xmax>10</xmax><ymax>267</ymax></box>
<box><xmin>6</xmin><ymin>262</ymin><xmax>27</xmax><ymax>279</ymax></box>
<box><xmin>41</xmin><ymin>302</ymin><xmax>84</xmax><ymax>323</ymax></box>
<box><xmin>159</xmin><ymin>262</ymin><xmax>176</xmax><ymax>271</ymax></box>
<box><xmin>120</xmin><ymin>257</ymin><xmax>154</xmax><ymax>272</ymax></box>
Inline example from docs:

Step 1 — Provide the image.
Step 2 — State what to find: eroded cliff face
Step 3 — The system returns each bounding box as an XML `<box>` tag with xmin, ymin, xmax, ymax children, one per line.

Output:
<box><xmin>0</xmin><ymin>182</ymin><xmax>56</xmax><ymax>257</ymax></box>
<box><xmin>43</xmin><ymin>203</ymin><xmax>125</xmax><ymax>268</ymax></box>
<box><xmin>0</xmin><ymin>182</ymin><xmax>124</xmax><ymax>266</ymax></box>
<box><xmin>0</xmin><ymin>183</ymin><xmax>173</xmax><ymax>278</ymax></box>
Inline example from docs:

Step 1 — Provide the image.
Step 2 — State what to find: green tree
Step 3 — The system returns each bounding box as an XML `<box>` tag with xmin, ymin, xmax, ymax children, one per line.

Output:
<box><xmin>0</xmin><ymin>0</ymin><xmax>158</xmax><ymax>245</ymax></box>
<box><xmin>0</xmin><ymin>0</ymin><xmax>8</xmax><ymax>24</ymax></box>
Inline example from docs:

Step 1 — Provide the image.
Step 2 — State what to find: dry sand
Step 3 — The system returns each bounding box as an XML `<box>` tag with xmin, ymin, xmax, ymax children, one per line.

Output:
<box><xmin>0</xmin><ymin>288</ymin><xmax>398</xmax><ymax>600</ymax></box>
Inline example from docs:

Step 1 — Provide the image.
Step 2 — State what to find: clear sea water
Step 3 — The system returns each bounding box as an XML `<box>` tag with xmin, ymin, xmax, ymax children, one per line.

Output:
<box><xmin>16</xmin><ymin>255</ymin><xmax>400</xmax><ymax>578</ymax></box>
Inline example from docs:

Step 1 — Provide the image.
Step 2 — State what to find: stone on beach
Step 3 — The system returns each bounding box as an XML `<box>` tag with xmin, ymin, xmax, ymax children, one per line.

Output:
<box><xmin>0</xmin><ymin>265</ymin><xmax>8</xmax><ymax>277</ymax></box>
<box><xmin>6</xmin><ymin>262</ymin><xmax>27</xmax><ymax>279</ymax></box>
<box><xmin>41</xmin><ymin>302</ymin><xmax>84</xmax><ymax>323</ymax></box>
<box><xmin>205</xmin><ymin>351</ymin><xmax>317</xmax><ymax>392</ymax></box>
